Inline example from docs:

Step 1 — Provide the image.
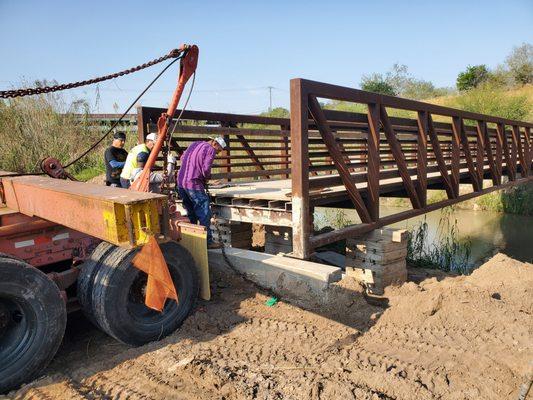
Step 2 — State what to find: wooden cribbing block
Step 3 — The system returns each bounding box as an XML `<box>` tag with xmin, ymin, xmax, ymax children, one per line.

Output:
<box><xmin>345</xmin><ymin>228</ymin><xmax>408</xmax><ymax>294</ymax></box>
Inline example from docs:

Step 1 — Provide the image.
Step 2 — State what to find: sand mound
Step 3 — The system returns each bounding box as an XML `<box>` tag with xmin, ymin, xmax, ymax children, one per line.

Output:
<box><xmin>9</xmin><ymin>254</ymin><xmax>532</xmax><ymax>400</ymax></box>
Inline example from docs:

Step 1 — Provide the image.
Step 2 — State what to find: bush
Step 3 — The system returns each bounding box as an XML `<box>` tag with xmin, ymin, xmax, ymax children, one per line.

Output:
<box><xmin>456</xmin><ymin>65</ymin><xmax>490</xmax><ymax>91</ymax></box>
<box><xmin>0</xmin><ymin>88</ymin><xmax>135</xmax><ymax>179</ymax></box>
<box><xmin>361</xmin><ymin>77</ymin><xmax>397</xmax><ymax>96</ymax></box>
<box><xmin>442</xmin><ymin>84</ymin><xmax>531</xmax><ymax>121</ymax></box>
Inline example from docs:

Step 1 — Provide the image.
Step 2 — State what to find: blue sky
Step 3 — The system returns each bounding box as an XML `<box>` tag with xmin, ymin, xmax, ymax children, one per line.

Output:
<box><xmin>1</xmin><ymin>0</ymin><xmax>531</xmax><ymax>114</ymax></box>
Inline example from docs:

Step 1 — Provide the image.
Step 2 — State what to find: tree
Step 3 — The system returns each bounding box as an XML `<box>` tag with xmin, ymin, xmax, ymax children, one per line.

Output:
<box><xmin>361</xmin><ymin>64</ymin><xmax>447</xmax><ymax>99</ymax></box>
<box><xmin>360</xmin><ymin>75</ymin><xmax>397</xmax><ymax>96</ymax></box>
<box><xmin>505</xmin><ymin>43</ymin><xmax>533</xmax><ymax>85</ymax></box>
<box><xmin>260</xmin><ymin>107</ymin><xmax>289</xmax><ymax>118</ymax></box>
<box><xmin>456</xmin><ymin>65</ymin><xmax>489</xmax><ymax>91</ymax></box>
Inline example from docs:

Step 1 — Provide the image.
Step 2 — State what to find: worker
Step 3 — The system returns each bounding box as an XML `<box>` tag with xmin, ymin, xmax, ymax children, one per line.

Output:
<box><xmin>130</xmin><ymin>151</ymin><xmax>177</xmax><ymax>193</ymax></box>
<box><xmin>104</xmin><ymin>131</ymin><xmax>128</xmax><ymax>187</ymax></box>
<box><xmin>120</xmin><ymin>132</ymin><xmax>157</xmax><ymax>188</ymax></box>
<box><xmin>177</xmin><ymin>137</ymin><xmax>226</xmax><ymax>248</ymax></box>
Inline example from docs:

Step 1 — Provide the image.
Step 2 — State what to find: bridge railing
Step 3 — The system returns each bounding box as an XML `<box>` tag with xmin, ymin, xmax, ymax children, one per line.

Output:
<box><xmin>290</xmin><ymin>78</ymin><xmax>533</xmax><ymax>259</ymax></box>
<box><xmin>137</xmin><ymin>106</ymin><xmax>291</xmax><ymax>182</ymax></box>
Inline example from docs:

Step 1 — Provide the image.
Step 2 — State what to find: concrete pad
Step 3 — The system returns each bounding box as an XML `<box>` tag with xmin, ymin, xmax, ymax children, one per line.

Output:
<box><xmin>208</xmin><ymin>248</ymin><xmax>342</xmax><ymax>298</ymax></box>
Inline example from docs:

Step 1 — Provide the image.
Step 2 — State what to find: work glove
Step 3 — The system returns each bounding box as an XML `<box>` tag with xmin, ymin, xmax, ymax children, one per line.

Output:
<box><xmin>167</xmin><ymin>153</ymin><xmax>177</xmax><ymax>164</ymax></box>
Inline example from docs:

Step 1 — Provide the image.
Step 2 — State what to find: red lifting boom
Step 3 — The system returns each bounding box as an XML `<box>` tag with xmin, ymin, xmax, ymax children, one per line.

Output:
<box><xmin>130</xmin><ymin>44</ymin><xmax>199</xmax><ymax>192</ymax></box>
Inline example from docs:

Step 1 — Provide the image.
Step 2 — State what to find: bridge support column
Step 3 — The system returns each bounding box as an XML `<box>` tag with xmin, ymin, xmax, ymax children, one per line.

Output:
<box><xmin>345</xmin><ymin>228</ymin><xmax>408</xmax><ymax>295</ymax></box>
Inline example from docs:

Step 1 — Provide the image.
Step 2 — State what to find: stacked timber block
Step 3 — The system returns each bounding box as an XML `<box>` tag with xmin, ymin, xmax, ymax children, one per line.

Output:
<box><xmin>211</xmin><ymin>219</ymin><xmax>252</xmax><ymax>249</ymax></box>
<box><xmin>264</xmin><ymin>226</ymin><xmax>293</xmax><ymax>255</ymax></box>
<box><xmin>345</xmin><ymin>228</ymin><xmax>408</xmax><ymax>295</ymax></box>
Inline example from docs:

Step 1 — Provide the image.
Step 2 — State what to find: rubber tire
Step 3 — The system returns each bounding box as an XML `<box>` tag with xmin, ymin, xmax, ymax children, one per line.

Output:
<box><xmin>91</xmin><ymin>242</ymin><xmax>199</xmax><ymax>346</ymax></box>
<box><xmin>0</xmin><ymin>258</ymin><xmax>66</xmax><ymax>394</ymax></box>
<box><xmin>76</xmin><ymin>241</ymin><xmax>114</xmax><ymax>327</ymax></box>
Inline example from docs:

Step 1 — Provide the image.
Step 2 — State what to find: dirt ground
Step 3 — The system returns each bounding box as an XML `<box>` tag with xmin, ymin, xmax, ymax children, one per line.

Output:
<box><xmin>4</xmin><ymin>253</ymin><xmax>532</xmax><ymax>400</ymax></box>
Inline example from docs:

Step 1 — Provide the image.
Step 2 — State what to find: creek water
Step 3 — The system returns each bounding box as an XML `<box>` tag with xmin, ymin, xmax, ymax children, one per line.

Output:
<box><xmin>315</xmin><ymin>205</ymin><xmax>533</xmax><ymax>267</ymax></box>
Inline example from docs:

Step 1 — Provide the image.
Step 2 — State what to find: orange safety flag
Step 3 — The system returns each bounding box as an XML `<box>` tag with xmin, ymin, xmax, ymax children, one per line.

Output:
<box><xmin>132</xmin><ymin>235</ymin><xmax>178</xmax><ymax>312</ymax></box>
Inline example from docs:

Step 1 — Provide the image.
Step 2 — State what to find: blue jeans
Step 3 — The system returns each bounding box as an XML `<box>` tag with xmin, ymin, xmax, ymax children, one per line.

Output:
<box><xmin>177</xmin><ymin>187</ymin><xmax>213</xmax><ymax>243</ymax></box>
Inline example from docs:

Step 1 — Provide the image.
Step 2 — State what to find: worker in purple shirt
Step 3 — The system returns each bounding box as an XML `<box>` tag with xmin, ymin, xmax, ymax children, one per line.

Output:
<box><xmin>177</xmin><ymin>137</ymin><xmax>226</xmax><ymax>248</ymax></box>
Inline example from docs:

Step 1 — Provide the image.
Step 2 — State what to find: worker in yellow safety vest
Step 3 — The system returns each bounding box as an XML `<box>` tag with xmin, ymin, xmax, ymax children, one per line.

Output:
<box><xmin>120</xmin><ymin>133</ymin><xmax>158</xmax><ymax>188</ymax></box>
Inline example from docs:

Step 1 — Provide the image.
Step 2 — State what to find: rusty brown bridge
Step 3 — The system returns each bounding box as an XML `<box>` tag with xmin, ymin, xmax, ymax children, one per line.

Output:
<box><xmin>136</xmin><ymin>79</ymin><xmax>532</xmax><ymax>260</ymax></box>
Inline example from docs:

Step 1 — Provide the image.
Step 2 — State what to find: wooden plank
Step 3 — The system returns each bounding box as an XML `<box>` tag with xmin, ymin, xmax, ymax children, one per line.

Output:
<box><xmin>308</xmin><ymin>95</ymin><xmax>372</xmax><ymax>223</ymax></box>
<box><xmin>379</xmin><ymin>105</ymin><xmax>422</xmax><ymax>209</ymax></box>
<box><xmin>454</xmin><ymin>117</ymin><xmax>481</xmax><ymax>191</ymax></box>
<box><xmin>427</xmin><ymin>114</ymin><xmax>456</xmax><ymax>198</ymax></box>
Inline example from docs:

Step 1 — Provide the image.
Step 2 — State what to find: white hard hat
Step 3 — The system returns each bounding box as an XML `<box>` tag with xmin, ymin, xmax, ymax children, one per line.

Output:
<box><xmin>146</xmin><ymin>133</ymin><xmax>158</xmax><ymax>142</ymax></box>
<box><xmin>213</xmin><ymin>136</ymin><xmax>227</xmax><ymax>149</ymax></box>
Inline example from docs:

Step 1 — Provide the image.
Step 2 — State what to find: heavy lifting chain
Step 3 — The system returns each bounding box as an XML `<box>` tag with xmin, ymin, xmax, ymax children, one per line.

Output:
<box><xmin>0</xmin><ymin>49</ymin><xmax>184</xmax><ymax>99</ymax></box>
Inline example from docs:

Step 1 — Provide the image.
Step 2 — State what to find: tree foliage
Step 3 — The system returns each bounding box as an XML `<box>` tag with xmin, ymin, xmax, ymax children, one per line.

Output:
<box><xmin>456</xmin><ymin>65</ymin><xmax>490</xmax><ymax>91</ymax></box>
<box><xmin>360</xmin><ymin>76</ymin><xmax>397</xmax><ymax>96</ymax></box>
<box><xmin>505</xmin><ymin>43</ymin><xmax>533</xmax><ymax>85</ymax></box>
<box><xmin>361</xmin><ymin>64</ymin><xmax>448</xmax><ymax>99</ymax></box>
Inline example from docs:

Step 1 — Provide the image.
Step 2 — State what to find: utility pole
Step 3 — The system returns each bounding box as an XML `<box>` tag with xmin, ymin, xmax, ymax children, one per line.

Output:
<box><xmin>267</xmin><ymin>86</ymin><xmax>273</xmax><ymax>112</ymax></box>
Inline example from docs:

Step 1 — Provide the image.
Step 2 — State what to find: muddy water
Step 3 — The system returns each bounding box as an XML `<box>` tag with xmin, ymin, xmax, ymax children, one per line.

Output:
<box><xmin>315</xmin><ymin>206</ymin><xmax>533</xmax><ymax>266</ymax></box>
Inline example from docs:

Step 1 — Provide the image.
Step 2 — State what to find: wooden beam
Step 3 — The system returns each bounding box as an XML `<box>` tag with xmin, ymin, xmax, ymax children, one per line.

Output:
<box><xmin>308</xmin><ymin>95</ymin><xmax>372</xmax><ymax>223</ymax></box>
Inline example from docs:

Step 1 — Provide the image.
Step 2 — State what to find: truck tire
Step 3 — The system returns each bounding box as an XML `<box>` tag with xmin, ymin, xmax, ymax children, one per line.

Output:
<box><xmin>0</xmin><ymin>257</ymin><xmax>66</xmax><ymax>393</ymax></box>
<box><xmin>76</xmin><ymin>241</ymin><xmax>113</xmax><ymax>327</ymax></box>
<box><xmin>91</xmin><ymin>242</ymin><xmax>199</xmax><ymax>346</ymax></box>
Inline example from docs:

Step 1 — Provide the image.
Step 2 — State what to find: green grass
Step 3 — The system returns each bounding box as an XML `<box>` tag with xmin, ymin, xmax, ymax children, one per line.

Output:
<box><xmin>73</xmin><ymin>165</ymin><xmax>106</xmax><ymax>181</ymax></box>
<box><xmin>407</xmin><ymin>207</ymin><xmax>473</xmax><ymax>274</ymax></box>
<box><xmin>476</xmin><ymin>183</ymin><xmax>533</xmax><ymax>215</ymax></box>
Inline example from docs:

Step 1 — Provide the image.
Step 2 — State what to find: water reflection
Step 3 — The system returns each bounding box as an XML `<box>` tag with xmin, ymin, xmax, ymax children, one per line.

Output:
<box><xmin>315</xmin><ymin>206</ymin><xmax>533</xmax><ymax>265</ymax></box>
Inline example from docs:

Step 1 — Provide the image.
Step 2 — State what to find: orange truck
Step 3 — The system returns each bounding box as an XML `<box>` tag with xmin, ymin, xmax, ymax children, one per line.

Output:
<box><xmin>0</xmin><ymin>45</ymin><xmax>209</xmax><ymax>393</ymax></box>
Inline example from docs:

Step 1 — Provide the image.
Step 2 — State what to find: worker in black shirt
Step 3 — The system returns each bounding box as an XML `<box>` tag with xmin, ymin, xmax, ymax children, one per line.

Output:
<box><xmin>104</xmin><ymin>131</ymin><xmax>128</xmax><ymax>187</ymax></box>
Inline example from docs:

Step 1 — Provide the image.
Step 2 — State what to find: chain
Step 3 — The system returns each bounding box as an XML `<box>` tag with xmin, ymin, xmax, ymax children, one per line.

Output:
<box><xmin>0</xmin><ymin>48</ymin><xmax>184</xmax><ymax>99</ymax></box>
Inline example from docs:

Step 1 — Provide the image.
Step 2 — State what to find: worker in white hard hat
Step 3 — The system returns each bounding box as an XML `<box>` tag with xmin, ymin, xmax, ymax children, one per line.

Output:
<box><xmin>177</xmin><ymin>136</ymin><xmax>226</xmax><ymax>248</ymax></box>
<box><xmin>120</xmin><ymin>132</ymin><xmax>158</xmax><ymax>188</ymax></box>
<box><xmin>130</xmin><ymin>151</ymin><xmax>177</xmax><ymax>193</ymax></box>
